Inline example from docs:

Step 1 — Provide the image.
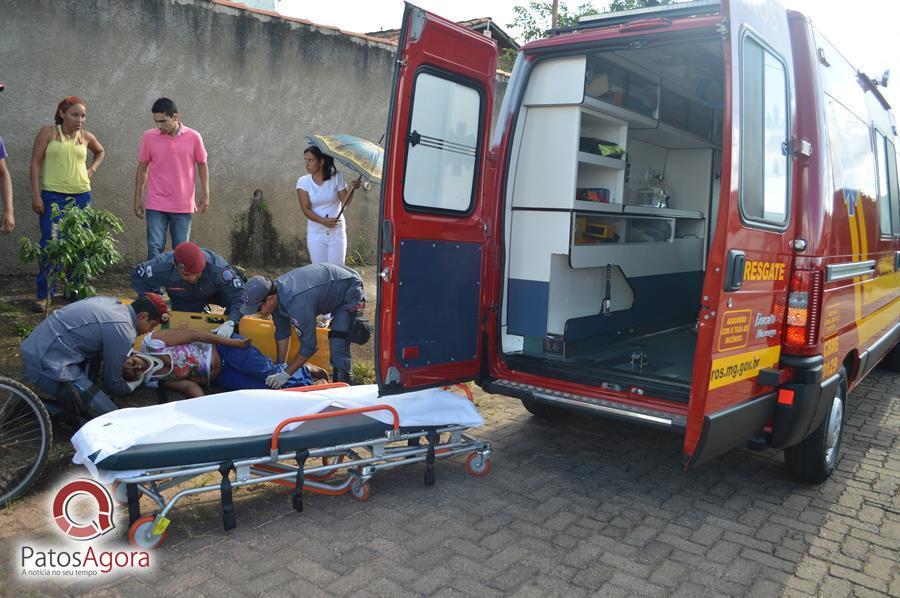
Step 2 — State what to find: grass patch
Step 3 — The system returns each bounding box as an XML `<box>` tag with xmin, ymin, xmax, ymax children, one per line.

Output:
<box><xmin>351</xmin><ymin>362</ymin><xmax>376</xmax><ymax>385</ymax></box>
<box><xmin>0</xmin><ymin>299</ymin><xmax>34</xmax><ymax>339</ymax></box>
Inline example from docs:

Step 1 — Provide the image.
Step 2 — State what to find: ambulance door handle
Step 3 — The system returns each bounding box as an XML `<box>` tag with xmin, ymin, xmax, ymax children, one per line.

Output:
<box><xmin>381</xmin><ymin>220</ymin><xmax>394</xmax><ymax>254</ymax></box>
<box><xmin>724</xmin><ymin>249</ymin><xmax>746</xmax><ymax>292</ymax></box>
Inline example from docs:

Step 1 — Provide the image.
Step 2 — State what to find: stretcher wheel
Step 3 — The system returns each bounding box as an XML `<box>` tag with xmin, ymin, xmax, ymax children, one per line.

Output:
<box><xmin>465</xmin><ymin>453</ymin><xmax>491</xmax><ymax>477</ymax></box>
<box><xmin>110</xmin><ymin>481</ymin><xmax>129</xmax><ymax>506</ymax></box>
<box><xmin>307</xmin><ymin>455</ymin><xmax>345</xmax><ymax>482</ymax></box>
<box><xmin>349</xmin><ymin>481</ymin><xmax>370</xmax><ymax>502</ymax></box>
<box><xmin>128</xmin><ymin>516</ymin><xmax>167</xmax><ymax>549</ymax></box>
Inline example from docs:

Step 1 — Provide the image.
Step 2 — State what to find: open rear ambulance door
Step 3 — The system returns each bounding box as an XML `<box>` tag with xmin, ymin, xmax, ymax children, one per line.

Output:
<box><xmin>375</xmin><ymin>4</ymin><xmax>498</xmax><ymax>394</ymax></box>
<box><xmin>683</xmin><ymin>0</ymin><xmax>797</xmax><ymax>466</ymax></box>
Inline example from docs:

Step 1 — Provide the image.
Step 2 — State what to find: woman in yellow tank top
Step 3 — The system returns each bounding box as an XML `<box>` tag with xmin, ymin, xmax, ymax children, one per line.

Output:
<box><xmin>29</xmin><ymin>96</ymin><xmax>105</xmax><ymax>310</ymax></box>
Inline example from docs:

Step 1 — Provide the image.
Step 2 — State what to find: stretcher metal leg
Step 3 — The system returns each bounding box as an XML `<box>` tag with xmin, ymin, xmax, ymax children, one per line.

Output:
<box><xmin>126</xmin><ymin>483</ymin><xmax>141</xmax><ymax>526</ymax></box>
<box><xmin>293</xmin><ymin>450</ymin><xmax>309</xmax><ymax>513</ymax></box>
<box><xmin>425</xmin><ymin>431</ymin><xmax>437</xmax><ymax>486</ymax></box>
<box><xmin>219</xmin><ymin>461</ymin><xmax>236</xmax><ymax>531</ymax></box>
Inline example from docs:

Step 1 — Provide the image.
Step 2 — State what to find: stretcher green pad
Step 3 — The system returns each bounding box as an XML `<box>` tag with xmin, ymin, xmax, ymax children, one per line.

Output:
<box><xmin>91</xmin><ymin>412</ymin><xmax>439</xmax><ymax>471</ymax></box>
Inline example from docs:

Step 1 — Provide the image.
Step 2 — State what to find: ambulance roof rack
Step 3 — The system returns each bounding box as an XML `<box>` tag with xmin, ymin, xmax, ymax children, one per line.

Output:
<box><xmin>548</xmin><ymin>0</ymin><xmax>721</xmax><ymax>36</ymax></box>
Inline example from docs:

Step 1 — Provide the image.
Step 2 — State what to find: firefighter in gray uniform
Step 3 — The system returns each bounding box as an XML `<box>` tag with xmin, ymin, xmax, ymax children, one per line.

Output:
<box><xmin>131</xmin><ymin>241</ymin><xmax>244</xmax><ymax>337</ymax></box>
<box><xmin>20</xmin><ymin>294</ymin><xmax>169</xmax><ymax>423</ymax></box>
<box><xmin>240</xmin><ymin>263</ymin><xmax>368</xmax><ymax>385</ymax></box>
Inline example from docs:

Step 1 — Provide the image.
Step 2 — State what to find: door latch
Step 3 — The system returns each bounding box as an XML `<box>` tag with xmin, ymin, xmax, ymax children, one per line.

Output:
<box><xmin>724</xmin><ymin>249</ymin><xmax>746</xmax><ymax>291</ymax></box>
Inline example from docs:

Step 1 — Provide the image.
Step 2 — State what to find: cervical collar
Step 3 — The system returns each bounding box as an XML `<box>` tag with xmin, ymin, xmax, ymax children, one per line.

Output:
<box><xmin>126</xmin><ymin>351</ymin><xmax>169</xmax><ymax>391</ymax></box>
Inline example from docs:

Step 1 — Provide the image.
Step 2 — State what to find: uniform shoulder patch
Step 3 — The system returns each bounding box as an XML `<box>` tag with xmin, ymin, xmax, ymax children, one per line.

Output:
<box><xmin>222</xmin><ymin>269</ymin><xmax>234</xmax><ymax>281</ymax></box>
<box><xmin>137</xmin><ymin>265</ymin><xmax>153</xmax><ymax>278</ymax></box>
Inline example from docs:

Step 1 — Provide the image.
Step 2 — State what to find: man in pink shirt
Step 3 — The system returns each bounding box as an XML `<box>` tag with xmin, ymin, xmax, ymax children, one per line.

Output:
<box><xmin>133</xmin><ymin>97</ymin><xmax>210</xmax><ymax>260</ymax></box>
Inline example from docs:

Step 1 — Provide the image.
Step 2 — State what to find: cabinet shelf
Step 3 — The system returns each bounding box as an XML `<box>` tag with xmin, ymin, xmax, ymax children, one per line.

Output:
<box><xmin>569</xmin><ymin>237</ymin><xmax>704</xmax><ymax>273</ymax></box>
<box><xmin>582</xmin><ymin>95</ymin><xmax>657</xmax><ymax>128</ymax></box>
<box><xmin>577</xmin><ymin>152</ymin><xmax>626</xmax><ymax>169</ymax></box>
<box><xmin>622</xmin><ymin>205</ymin><xmax>705</xmax><ymax>219</ymax></box>
<box><xmin>573</xmin><ymin>200</ymin><xmax>623</xmax><ymax>213</ymax></box>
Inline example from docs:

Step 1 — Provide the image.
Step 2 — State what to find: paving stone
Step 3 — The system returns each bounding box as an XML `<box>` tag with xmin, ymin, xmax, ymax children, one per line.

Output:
<box><xmin>819</xmin><ymin>577</ymin><xmax>854</xmax><ymax>598</ymax></box>
<box><xmin>828</xmin><ymin>564</ymin><xmax>889</xmax><ymax>593</ymax></box>
<box><xmin>647</xmin><ymin>560</ymin><xmax>688</xmax><ymax>588</ymax></box>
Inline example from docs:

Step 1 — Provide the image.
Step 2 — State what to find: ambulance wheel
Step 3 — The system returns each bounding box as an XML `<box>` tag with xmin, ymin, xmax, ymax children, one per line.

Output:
<box><xmin>350</xmin><ymin>481</ymin><xmax>370</xmax><ymax>502</ymax></box>
<box><xmin>128</xmin><ymin>516</ymin><xmax>167</xmax><ymax>549</ymax></box>
<box><xmin>785</xmin><ymin>369</ymin><xmax>846</xmax><ymax>484</ymax></box>
<box><xmin>465</xmin><ymin>453</ymin><xmax>491</xmax><ymax>477</ymax></box>
<box><xmin>521</xmin><ymin>398</ymin><xmax>563</xmax><ymax>419</ymax></box>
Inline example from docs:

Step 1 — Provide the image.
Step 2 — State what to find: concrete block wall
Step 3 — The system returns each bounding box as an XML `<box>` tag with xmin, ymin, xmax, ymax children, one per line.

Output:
<box><xmin>0</xmin><ymin>0</ymin><xmax>403</xmax><ymax>274</ymax></box>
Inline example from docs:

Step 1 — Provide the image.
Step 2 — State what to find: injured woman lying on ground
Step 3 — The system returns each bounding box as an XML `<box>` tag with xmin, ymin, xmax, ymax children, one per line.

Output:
<box><xmin>121</xmin><ymin>329</ymin><xmax>330</xmax><ymax>397</ymax></box>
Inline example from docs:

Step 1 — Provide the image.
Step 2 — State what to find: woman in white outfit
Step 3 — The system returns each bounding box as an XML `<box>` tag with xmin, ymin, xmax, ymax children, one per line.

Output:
<box><xmin>296</xmin><ymin>145</ymin><xmax>360</xmax><ymax>266</ymax></box>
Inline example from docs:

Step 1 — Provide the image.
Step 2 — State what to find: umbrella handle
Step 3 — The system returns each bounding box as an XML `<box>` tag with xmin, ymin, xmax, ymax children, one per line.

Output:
<box><xmin>336</xmin><ymin>175</ymin><xmax>362</xmax><ymax>220</ymax></box>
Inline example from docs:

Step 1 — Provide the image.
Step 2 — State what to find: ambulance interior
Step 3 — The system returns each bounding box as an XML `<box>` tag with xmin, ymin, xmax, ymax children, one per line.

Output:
<box><xmin>501</xmin><ymin>39</ymin><xmax>725</xmax><ymax>400</ymax></box>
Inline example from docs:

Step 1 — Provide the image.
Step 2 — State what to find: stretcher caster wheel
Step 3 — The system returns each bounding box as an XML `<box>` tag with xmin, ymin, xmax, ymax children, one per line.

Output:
<box><xmin>350</xmin><ymin>481</ymin><xmax>370</xmax><ymax>502</ymax></box>
<box><xmin>128</xmin><ymin>516</ymin><xmax>167</xmax><ymax>549</ymax></box>
<box><xmin>465</xmin><ymin>453</ymin><xmax>491</xmax><ymax>477</ymax></box>
<box><xmin>110</xmin><ymin>481</ymin><xmax>129</xmax><ymax>506</ymax></box>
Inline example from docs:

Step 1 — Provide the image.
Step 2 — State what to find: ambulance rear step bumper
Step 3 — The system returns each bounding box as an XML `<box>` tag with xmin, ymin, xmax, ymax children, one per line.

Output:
<box><xmin>484</xmin><ymin>379</ymin><xmax>687</xmax><ymax>432</ymax></box>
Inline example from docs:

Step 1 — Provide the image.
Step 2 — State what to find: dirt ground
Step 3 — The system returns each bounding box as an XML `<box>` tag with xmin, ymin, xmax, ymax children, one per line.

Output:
<box><xmin>0</xmin><ymin>264</ymin><xmax>378</xmax><ymax>482</ymax></box>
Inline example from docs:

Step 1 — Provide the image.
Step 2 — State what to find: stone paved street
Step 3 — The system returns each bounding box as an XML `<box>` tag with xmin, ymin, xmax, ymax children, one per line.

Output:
<box><xmin>2</xmin><ymin>369</ymin><xmax>898</xmax><ymax>597</ymax></box>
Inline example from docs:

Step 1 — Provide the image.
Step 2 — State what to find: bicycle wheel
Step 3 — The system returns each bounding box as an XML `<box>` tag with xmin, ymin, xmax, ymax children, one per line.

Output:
<box><xmin>0</xmin><ymin>376</ymin><xmax>53</xmax><ymax>507</ymax></box>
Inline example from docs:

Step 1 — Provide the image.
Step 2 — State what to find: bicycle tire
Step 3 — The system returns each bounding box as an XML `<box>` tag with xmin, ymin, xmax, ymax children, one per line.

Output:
<box><xmin>0</xmin><ymin>376</ymin><xmax>53</xmax><ymax>507</ymax></box>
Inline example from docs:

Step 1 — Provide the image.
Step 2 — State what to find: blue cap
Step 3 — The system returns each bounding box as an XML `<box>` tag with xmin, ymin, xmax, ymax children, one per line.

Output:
<box><xmin>240</xmin><ymin>276</ymin><xmax>273</xmax><ymax>315</ymax></box>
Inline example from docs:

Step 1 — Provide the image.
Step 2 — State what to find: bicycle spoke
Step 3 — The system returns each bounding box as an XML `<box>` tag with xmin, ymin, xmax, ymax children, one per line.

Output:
<box><xmin>0</xmin><ymin>379</ymin><xmax>53</xmax><ymax>505</ymax></box>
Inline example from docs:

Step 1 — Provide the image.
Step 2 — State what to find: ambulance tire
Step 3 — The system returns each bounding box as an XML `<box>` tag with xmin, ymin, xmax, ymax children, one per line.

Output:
<box><xmin>784</xmin><ymin>369</ymin><xmax>846</xmax><ymax>484</ymax></box>
<box><xmin>881</xmin><ymin>342</ymin><xmax>900</xmax><ymax>372</ymax></box>
<box><xmin>521</xmin><ymin>398</ymin><xmax>564</xmax><ymax>419</ymax></box>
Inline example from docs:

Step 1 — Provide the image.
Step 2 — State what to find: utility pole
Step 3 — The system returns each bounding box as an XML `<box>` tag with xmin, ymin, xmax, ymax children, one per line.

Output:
<box><xmin>551</xmin><ymin>0</ymin><xmax>559</xmax><ymax>29</ymax></box>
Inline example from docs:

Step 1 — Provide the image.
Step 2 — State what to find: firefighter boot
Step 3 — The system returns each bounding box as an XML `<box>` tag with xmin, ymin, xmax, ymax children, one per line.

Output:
<box><xmin>66</xmin><ymin>382</ymin><xmax>119</xmax><ymax>419</ymax></box>
<box><xmin>332</xmin><ymin>369</ymin><xmax>352</xmax><ymax>384</ymax></box>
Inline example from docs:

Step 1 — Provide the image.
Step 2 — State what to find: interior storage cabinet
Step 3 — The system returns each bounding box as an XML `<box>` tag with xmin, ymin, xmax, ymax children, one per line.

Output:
<box><xmin>573</xmin><ymin>213</ymin><xmax>676</xmax><ymax>245</ymax></box>
<box><xmin>512</xmin><ymin>103</ymin><xmax>627</xmax><ymax>212</ymax></box>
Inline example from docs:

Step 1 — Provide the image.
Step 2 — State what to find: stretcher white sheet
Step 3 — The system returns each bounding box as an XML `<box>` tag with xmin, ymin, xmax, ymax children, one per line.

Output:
<box><xmin>72</xmin><ymin>385</ymin><xmax>483</xmax><ymax>482</ymax></box>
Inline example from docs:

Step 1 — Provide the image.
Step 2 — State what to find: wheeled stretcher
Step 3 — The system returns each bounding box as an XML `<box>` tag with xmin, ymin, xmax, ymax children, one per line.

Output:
<box><xmin>71</xmin><ymin>384</ymin><xmax>492</xmax><ymax>548</ymax></box>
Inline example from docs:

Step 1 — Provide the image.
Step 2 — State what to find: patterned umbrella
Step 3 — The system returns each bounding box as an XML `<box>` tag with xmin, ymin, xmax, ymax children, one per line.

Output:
<box><xmin>305</xmin><ymin>134</ymin><xmax>383</xmax><ymax>183</ymax></box>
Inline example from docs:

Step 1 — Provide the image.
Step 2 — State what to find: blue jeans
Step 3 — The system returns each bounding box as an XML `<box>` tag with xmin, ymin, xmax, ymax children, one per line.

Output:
<box><xmin>146</xmin><ymin>209</ymin><xmax>192</xmax><ymax>260</ymax></box>
<box><xmin>214</xmin><ymin>338</ymin><xmax>313</xmax><ymax>391</ymax></box>
<box><xmin>36</xmin><ymin>190</ymin><xmax>92</xmax><ymax>300</ymax></box>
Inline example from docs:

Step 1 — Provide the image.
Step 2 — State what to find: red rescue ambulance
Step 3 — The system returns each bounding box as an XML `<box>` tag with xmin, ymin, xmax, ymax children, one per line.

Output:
<box><xmin>375</xmin><ymin>0</ymin><xmax>900</xmax><ymax>482</ymax></box>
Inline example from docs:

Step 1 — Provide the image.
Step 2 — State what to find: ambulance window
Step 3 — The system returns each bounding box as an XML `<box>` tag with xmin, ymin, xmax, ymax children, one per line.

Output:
<box><xmin>888</xmin><ymin>140</ymin><xmax>900</xmax><ymax>234</ymax></box>
<box><xmin>824</xmin><ymin>98</ymin><xmax>877</xmax><ymax>212</ymax></box>
<box><xmin>403</xmin><ymin>71</ymin><xmax>482</xmax><ymax>213</ymax></box>
<box><xmin>740</xmin><ymin>37</ymin><xmax>789</xmax><ymax>226</ymax></box>
<box><xmin>874</xmin><ymin>132</ymin><xmax>893</xmax><ymax>236</ymax></box>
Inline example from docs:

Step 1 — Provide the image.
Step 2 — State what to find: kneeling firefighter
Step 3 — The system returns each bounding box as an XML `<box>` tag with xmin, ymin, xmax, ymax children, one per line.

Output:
<box><xmin>20</xmin><ymin>293</ymin><xmax>169</xmax><ymax>423</ymax></box>
<box><xmin>239</xmin><ymin>263</ymin><xmax>370</xmax><ymax>385</ymax></box>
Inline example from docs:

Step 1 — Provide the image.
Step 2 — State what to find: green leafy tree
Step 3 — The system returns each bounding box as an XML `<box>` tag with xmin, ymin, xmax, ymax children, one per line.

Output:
<box><xmin>507</xmin><ymin>1</ymin><xmax>675</xmax><ymax>45</ymax></box>
<box><xmin>609</xmin><ymin>0</ymin><xmax>672</xmax><ymax>10</ymax></box>
<box><xmin>507</xmin><ymin>2</ymin><xmax>599</xmax><ymax>44</ymax></box>
<box><xmin>19</xmin><ymin>200</ymin><xmax>124</xmax><ymax>314</ymax></box>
